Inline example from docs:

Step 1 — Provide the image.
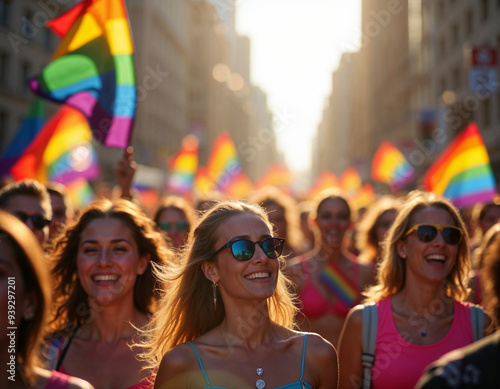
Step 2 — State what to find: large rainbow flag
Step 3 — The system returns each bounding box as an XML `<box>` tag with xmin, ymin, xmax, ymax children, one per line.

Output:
<box><xmin>423</xmin><ymin>122</ymin><xmax>497</xmax><ymax>207</ymax></box>
<box><xmin>206</xmin><ymin>133</ymin><xmax>252</xmax><ymax>199</ymax></box>
<box><xmin>166</xmin><ymin>134</ymin><xmax>199</xmax><ymax>195</ymax></box>
<box><xmin>0</xmin><ymin>99</ymin><xmax>46</xmax><ymax>178</ymax></box>
<box><xmin>10</xmin><ymin>106</ymin><xmax>100</xmax><ymax>183</ymax></box>
<box><xmin>372</xmin><ymin>141</ymin><xmax>415</xmax><ymax>191</ymax></box>
<box><xmin>29</xmin><ymin>0</ymin><xmax>136</xmax><ymax>149</ymax></box>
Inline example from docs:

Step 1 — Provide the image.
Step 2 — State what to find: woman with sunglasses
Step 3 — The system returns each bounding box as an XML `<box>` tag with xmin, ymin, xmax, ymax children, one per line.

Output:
<box><xmin>286</xmin><ymin>188</ymin><xmax>375</xmax><ymax>348</ymax></box>
<box><xmin>338</xmin><ymin>190</ymin><xmax>493</xmax><ymax>389</ymax></box>
<box><xmin>46</xmin><ymin>198</ymin><xmax>175</xmax><ymax>389</ymax></box>
<box><xmin>153</xmin><ymin>195</ymin><xmax>197</xmax><ymax>251</ymax></box>
<box><xmin>140</xmin><ymin>201</ymin><xmax>338</xmax><ymax>388</ymax></box>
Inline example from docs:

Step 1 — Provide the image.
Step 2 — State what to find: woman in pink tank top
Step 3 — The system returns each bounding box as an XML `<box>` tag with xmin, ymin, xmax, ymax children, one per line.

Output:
<box><xmin>0</xmin><ymin>210</ymin><xmax>92</xmax><ymax>389</ymax></box>
<box><xmin>338</xmin><ymin>191</ymin><xmax>493</xmax><ymax>389</ymax></box>
<box><xmin>286</xmin><ymin>188</ymin><xmax>375</xmax><ymax>348</ymax></box>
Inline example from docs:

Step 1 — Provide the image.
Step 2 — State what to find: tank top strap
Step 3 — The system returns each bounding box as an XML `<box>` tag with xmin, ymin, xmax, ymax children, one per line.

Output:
<box><xmin>300</xmin><ymin>334</ymin><xmax>307</xmax><ymax>381</ymax></box>
<box><xmin>187</xmin><ymin>342</ymin><xmax>210</xmax><ymax>386</ymax></box>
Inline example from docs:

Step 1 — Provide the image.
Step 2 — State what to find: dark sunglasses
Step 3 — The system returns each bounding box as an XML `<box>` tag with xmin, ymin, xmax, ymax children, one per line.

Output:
<box><xmin>158</xmin><ymin>221</ymin><xmax>189</xmax><ymax>231</ymax></box>
<box><xmin>404</xmin><ymin>224</ymin><xmax>463</xmax><ymax>245</ymax></box>
<box><xmin>14</xmin><ymin>211</ymin><xmax>51</xmax><ymax>230</ymax></box>
<box><xmin>214</xmin><ymin>237</ymin><xmax>285</xmax><ymax>261</ymax></box>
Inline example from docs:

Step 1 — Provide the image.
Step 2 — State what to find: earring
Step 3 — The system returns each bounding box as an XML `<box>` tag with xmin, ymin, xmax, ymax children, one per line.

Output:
<box><xmin>212</xmin><ymin>280</ymin><xmax>218</xmax><ymax>311</ymax></box>
<box><xmin>23</xmin><ymin>311</ymin><xmax>35</xmax><ymax>320</ymax></box>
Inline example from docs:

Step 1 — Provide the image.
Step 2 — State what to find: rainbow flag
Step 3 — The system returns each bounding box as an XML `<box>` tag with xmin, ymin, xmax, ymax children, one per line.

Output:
<box><xmin>308</xmin><ymin>171</ymin><xmax>338</xmax><ymax>200</ymax></box>
<box><xmin>29</xmin><ymin>0</ymin><xmax>136</xmax><ymax>149</ymax></box>
<box><xmin>255</xmin><ymin>164</ymin><xmax>293</xmax><ymax>190</ymax></box>
<box><xmin>351</xmin><ymin>184</ymin><xmax>376</xmax><ymax>210</ymax></box>
<box><xmin>166</xmin><ymin>134</ymin><xmax>199</xmax><ymax>195</ymax></box>
<box><xmin>372</xmin><ymin>141</ymin><xmax>415</xmax><ymax>190</ymax></box>
<box><xmin>65</xmin><ymin>177</ymin><xmax>95</xmax><ymax>209</ymax></box>
<box><xmin>194</xmin><ymin>166</ymin><xmax>215</xmax><ymax>195</ymax></box>
<box><xmin>319</xmin><ymin>261</ymin><xmax>360</xmax><ymax>310</ymax></box>
<box><xmin>0</xmin><ymin>99</ymin><xmax>46</xmax><ymax>178</ymax></box>
<box><xmin>206</xmin><ymin>133</ymin><xmax>252</xmax><ymax>199</ymax></box>
<box><xmin>10</xmin><ymin>106</ymin><xmax>100</xmax><ymax>183</ymax></box>
<box><xmin>339</xmin><ymin>166</ymin><xmax>362</xmax><ymax>196</ymax></box>
<box><xmin>423</xmin><ymin>122</ymin><xmax>497</xmax><ymax>207</ymax></box>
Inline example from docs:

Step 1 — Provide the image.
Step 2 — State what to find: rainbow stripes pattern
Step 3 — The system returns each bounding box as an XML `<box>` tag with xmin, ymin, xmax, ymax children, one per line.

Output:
<box><xmin>372</xmin><ymin>141</ymin><xmax>416</xmax><ymax>191</ymax></box>
<box><xmin>319</xmin><ymin>261</ymin><xmax>360</xmax><ymax>309</ymax></box>
<box><xmin>424</xmin><ymin>122</ymin><xmax>497</xmax><ymax>207</ymax></box>
<box><xmin>29</xmin><ymin>0</ymin><xmax>136</xmax><ymax>149</ymax></box>
<box><xmin>166</xmin><ymin>134</ymin><xmax>199</xmax><ymax>195</ymax></box>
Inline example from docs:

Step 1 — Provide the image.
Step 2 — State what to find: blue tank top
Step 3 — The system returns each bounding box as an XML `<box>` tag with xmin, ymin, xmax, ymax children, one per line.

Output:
<box><xmin>188</xmin><ymin>334</ymin><xmax>314</xmax><ymax>389</ymax></box>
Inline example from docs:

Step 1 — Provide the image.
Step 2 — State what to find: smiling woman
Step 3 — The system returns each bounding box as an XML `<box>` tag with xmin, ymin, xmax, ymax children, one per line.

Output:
<box><xmin>138</xmin><ymin>200</ymin><xmax>338</xmax><ymax>389</ymax></box>
<box><xmin>337</xmin><ymin>190</ymin><xmax>493</xmax><ymax>389</ymax></box>
<box><xmin>46</xmin><ymin>198</ymin><xmax>175</xmax><ymax>389</ymax></box>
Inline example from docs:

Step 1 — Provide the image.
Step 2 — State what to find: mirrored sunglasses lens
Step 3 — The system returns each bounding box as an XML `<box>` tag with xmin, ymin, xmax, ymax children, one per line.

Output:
<box><xmin>443</xmin><ymin>228</ymin><xmax>461</xmax><ymax>245</ymax></box>
<box><xmin>416</xmin><ymin>225</ymin><xmax>438</xmax><ymax>242</ymax></box>
<box><xmin>231</xmin><ymin>240</ymin><xmax>254</xmax><ymax>261</ymax></box>
<box><xmin>177</xmin><ymin>221</ymin><xmax>189</xmax><ymax>231</ymax></box>
<box><xmin>262</xmin><ymin>238</ymin><xmax>282</xmax><ymax>258</ymax></box>
<box><xmin>159</xmin><ymin>222</ymin><xmax>171</xmax><ymax>231</ymax></box>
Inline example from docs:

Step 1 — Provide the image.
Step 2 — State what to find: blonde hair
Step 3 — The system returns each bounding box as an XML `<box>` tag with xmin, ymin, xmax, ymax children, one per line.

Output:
<box><xmin>364</xmin><ymin>190</ymin><xmax>470</xmax><ymax>303</ymax></box>
<box><xmin>139</xmin><ymin>200</ymin><xmax>298</xmax><ymax>371</ymax></box>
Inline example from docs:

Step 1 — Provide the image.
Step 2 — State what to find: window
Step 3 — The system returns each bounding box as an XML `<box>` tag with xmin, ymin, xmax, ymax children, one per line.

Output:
<box><xmin>0</xmin><ymin>0</ymin><xmax>11</xmax><ymax>28</ymax></box>
<box><xmin>480</xmin><ymin>0</ymin><xmax>489</xmax><ymax>22</ymax></box>
<box><xmin>21</xmin><ymin>61</ymin><xmax>31</xmax><ymax>92</ymax></box>
<box><xmin>451</xmin><ymin>23</ymin><xmax>459</xmax><ymax>48</ymax></box>
<box><xmin>0</xmin><ymin>52</ymin><xmax>8</xmax><ymax>87</ymax></box>
<box><xmin>465</xmin><ymin>9</ymin><xmax>474</xmax><ymax>35</ymax></box>
<box><xmin>21</xmin><ymin>10</ymin><xmax>35</xmax><ymax>40</ymax></box>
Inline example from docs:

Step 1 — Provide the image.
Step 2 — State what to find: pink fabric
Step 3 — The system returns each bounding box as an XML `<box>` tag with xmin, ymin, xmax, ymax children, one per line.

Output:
<box><xmin>372</xmin><ymin>297</ymin><xmax>475</xmax><ymax>389</ymax></box>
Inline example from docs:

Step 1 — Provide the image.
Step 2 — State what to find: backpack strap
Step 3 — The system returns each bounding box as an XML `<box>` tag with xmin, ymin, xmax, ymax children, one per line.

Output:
<box><xmin>470</xmin><ymin>304</ymin><xmax>485</xmax><ymax>342</ymax></box>
<box><xmin>361</xmin><ymin>302</ymin><xmax>378</xmax><ymax>389</ymax></box>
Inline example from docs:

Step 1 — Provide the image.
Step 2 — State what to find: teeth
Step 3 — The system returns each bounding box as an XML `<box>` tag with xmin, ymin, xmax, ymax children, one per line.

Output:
<box><xmin>245</xmin><ymin>272</ymin><xmax>270</xmax><ymax>280</ymax></box>
<box><xmin>426</xmin><ymin>254</ymin><xmax>446</xmax><ymax>262</ymax></box>
<box><xmin>93</xmin><ymin>275</ymin><xmax>119</xmax><ymax>282</ymax></box>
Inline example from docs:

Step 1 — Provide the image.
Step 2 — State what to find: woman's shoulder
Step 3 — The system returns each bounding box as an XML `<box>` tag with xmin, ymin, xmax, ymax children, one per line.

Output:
<box><xmin>34</xmin><ymin>367</ymin><xmax>95</xmax><ymax>389</ymax></box>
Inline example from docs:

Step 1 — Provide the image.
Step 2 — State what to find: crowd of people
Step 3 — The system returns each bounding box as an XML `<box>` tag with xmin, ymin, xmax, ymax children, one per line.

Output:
<box><xmin>2</xmin><ymin>152</ymin><xmax>500</xmax><ymax>388</ymax></box>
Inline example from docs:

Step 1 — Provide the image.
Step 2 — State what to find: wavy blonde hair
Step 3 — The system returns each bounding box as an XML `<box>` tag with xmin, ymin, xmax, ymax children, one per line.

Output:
<box><xmin>364</xmin><ymin>190</ymin><xmax>470</xmax><ymax>303</ymax></box>
<box><xmin>138</xmin><ymin>200</ymin><xmax>298</xmax><ymax>371</ymax></box>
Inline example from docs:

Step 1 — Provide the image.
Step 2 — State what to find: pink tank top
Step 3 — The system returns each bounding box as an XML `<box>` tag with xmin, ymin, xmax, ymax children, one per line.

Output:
<box><xmin>372</xmin><ymin>297</ymin><xmax>475</xmax><ymax>389</ymax></box>
<box><xmin>44</xmin><ymin>370</ymin><xmax>71</xmax><ymax>389</ymax></box>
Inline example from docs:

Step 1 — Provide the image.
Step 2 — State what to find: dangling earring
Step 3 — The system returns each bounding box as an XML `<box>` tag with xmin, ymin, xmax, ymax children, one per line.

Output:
<box><xmin>212</xmin><ymin>280</ymin><xmax>218</xmax><ymax>311</ymax></box>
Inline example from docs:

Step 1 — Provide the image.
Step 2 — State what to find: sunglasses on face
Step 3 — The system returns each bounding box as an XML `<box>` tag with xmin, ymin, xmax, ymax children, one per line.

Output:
<box><xmin>158</xmin><ymin>221</ymin><xmax>189</xmax><ymax>231</ymax></box>
<box><xmin>404</xmin><ymin>224</ymin><xmax>463</xmax><ymax>245</ymax></box>
<box><xmin>13</xmin><ymin>211</ymin><xmax>51</xmax><ymax>230</ymax></box>
<box><xmin>214</xmin><ymin>237</ymin><xmax>285</xmax><ymax>261</ymax></box>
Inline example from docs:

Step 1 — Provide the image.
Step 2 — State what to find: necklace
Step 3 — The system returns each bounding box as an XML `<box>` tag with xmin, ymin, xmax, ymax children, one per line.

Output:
<box><xmin>219</xmin><ymin>326</ymin><xmax>270</xmax><ymax>388</ymax></box>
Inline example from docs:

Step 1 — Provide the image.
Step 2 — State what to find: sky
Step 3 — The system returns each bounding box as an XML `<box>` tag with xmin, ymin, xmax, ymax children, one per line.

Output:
<box><xmin>236</xmin><ymin>0</ymin><xmax>362</xmax><ymax>175</ymax></box>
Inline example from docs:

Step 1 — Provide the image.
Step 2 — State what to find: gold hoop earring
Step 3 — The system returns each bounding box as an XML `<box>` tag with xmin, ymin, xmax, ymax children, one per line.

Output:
<box><xmin>212</xmin><ymin>280</ymin><xmax>218</xmax><ymax>311</ymax></box>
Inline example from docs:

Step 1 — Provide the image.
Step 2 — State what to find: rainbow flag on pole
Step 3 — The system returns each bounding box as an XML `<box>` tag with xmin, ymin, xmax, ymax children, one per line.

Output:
<box><xmin>339</xmin><ymin>166</ymin><xmax>362</xmax><ymax>196</ymax></box>
<box><xmin>371</xmin><ymin>141</ymin><xmax>415</xmax><ymax>190</ymax></box>
<box><xmin>166</xmin><ymin>134</ymin><xmax>199</xmax><ymax>195</ymax></box>
<box><xmin>29</xmin><ymin>0</ymin><xmax>136</xmax><ymax>149</ymax></box>
<box><xmin>10</xmin><ymin>106</ymin><xmax>100</xmax><ymax>183</ymax></box>
<box><xmin>0</xmin><ymin>99</ymin><xmax>46</xmax><ymax>178</ymax></box>
<box><xmin>206</xmin><ymin>133</ymin><xmax>252</xmax><ymax>199</ymax></box>
<box><xmin>423</xmin><ymin>122</ymin><xmax>497</xmax><ymax>207</ymax></box>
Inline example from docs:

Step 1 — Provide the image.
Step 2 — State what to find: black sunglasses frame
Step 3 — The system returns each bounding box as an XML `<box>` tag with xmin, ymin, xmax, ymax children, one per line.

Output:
<box><xmin>404</xmin><ymin>223</ymin><xmax>463</xmax><ymax>245</ymax></box>
<box><xmin>13</xmin><ymin>211</ymin><xmax>51</xmax><ymax>230</ymax></box>
<box><xmin>214</xmin><ymin>237</ymin><xmax>285</xmax><ymax>261</ymax></box>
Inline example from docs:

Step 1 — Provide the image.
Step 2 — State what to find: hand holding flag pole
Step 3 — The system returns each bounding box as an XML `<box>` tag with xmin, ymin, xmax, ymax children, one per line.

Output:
<box><xmin>114</xmin><ymin>146</ymin><xmax>137</xmax><ymax>200</ymax></box>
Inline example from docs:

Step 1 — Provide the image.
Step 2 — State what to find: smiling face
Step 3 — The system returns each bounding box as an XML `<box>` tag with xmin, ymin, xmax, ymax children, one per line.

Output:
<box><xmin>204</xmin><ymin>213</ymin><xmax>280</xmax><ymax>304</ymax></box>
<box><xmin>397</xmin><ymin>206</ymin><xmax>459</xmax><ymax>284</ymax></box>
<box><xmin>76</xmin><ymin>217</ymin><xmax>149</xmax><ymax>307</ymax></box>
<box><xmin>314</xmin><ymin>197</ymin><xmax>351</xmax><ymax>248</ymax></box>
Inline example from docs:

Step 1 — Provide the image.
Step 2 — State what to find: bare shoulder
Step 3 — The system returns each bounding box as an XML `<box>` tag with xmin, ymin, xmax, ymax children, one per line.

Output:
<box><xmin>345</xmin><ymin>304</ymin><xmax>365</xmax><ymax>324</ymax></box>
<box><xmin>301</xmin><ymin>332</ymin><xmax>337</xmax><ymax>362</ymax></box>
<box><xmin>154</xmin><ymin>343</ymin><xmax>197</xmax><ymax>389</ymax></box>
<box><xmin>68</xmin><ymin>377</ymin><xmax>96</xmax><ymax>389</ymax></box>
<box><xmin>34</xmin><ymin>367</ymin><xmax>95</xmax><ymax>389</ymax></box>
